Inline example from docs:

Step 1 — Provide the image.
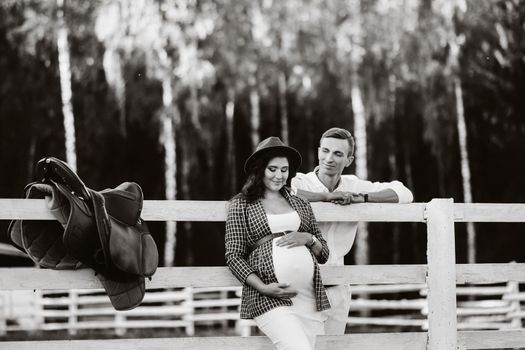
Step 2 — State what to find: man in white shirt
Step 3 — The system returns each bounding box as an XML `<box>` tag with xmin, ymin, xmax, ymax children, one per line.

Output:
<box><xmin>291</xmin><ymin>127</ymin><xmax>413</xmax><ymax>334</ymax></box>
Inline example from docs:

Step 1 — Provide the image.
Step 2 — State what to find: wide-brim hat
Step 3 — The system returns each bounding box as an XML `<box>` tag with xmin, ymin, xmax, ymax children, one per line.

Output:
<box><xmin>244</xmin><ymin>136</ymin><xmax>302</xmax><ymax>173</ymax></box>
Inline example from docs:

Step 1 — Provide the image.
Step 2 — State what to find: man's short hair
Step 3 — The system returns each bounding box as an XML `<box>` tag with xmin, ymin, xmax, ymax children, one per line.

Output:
<box><xmin>320</xmin><ymin>127</ymin><xmax>355</xmax><ymax>156</ymax></box>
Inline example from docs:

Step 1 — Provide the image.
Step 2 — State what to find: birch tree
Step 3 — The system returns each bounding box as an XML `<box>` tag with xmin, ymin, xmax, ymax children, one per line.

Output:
<box><xmin>435</xmin><ymin>0</ymin><xmax>476</xmax><ymax>263</ymax></box>
<box><xmin>366</xmin><ymin>0</ymin><xmax>420</xmax><ymax>263</ymax></box>
<box><xmin>94</xmin><ymin>0</ymin><xmax>181</xmax><ymax>266</ymax></box>
<box><xmin>94</xmin><ymin>0</ymin><xmax>128</xmax><ymax>137</ymax></box>
<box><xmin>55</xmin><ymin>0</ymin><xmax>77</xmax><ymax>171</ymax></box>
<box><xmin>248</xmin><ymin>4</ymin><xmax>262</xmax><ymax>149</ymax></box>
<box><xmin>5</xmin><ymin>0</ymin><xmax>78</xmax><ymax>171</ymax></box>
<box><xmin>447</xmin><ymin>1</ymin><xmax>476</xmax><ymax>263</ymax></box>
<box><xmin>334</xmin><ymin>0</ymin><xmax>369</xmax><ymax>265</ymax></box>
<box><xmin>210</xmin><ymin>1</ymin><xmax>261</xmax><ymax>193</ymax></box>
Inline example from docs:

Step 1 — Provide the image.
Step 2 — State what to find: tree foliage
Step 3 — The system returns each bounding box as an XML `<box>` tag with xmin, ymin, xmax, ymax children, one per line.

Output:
<box><xmin>1</xmin><ymin>0</ymin><xmax>525</xmax><ymax>266</ymax></box>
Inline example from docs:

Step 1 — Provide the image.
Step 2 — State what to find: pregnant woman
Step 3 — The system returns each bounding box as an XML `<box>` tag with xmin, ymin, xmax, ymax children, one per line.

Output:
<box><xmin>225</xmin><ymin>137</ymin><xmax>330</xmax><ymax>350</ymax></box>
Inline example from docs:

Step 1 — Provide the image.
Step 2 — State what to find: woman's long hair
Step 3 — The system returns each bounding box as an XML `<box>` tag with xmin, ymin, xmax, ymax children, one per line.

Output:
<box><xmin>239</xmin><ymin>149</ymin><xmax>297</xmax><ymax>203</ymax></box>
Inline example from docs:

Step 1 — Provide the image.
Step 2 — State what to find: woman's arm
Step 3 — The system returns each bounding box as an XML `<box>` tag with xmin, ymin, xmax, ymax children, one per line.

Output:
<box><xmin>226</xmin><ymin>198</ymin><xmax>299</xmax><ymax>300</ymax></box>
<box><xmin>275</xmin><ymin>231</ymin><xmax>323</xmax><ymax>257</ymax></box>
<box><xmin>305</xmin><ymin>201</ymin><xmax>329</xmax><ymax>263</ymax></box>
<box><xmin>274</xmin><ymin>200</ymin><xmax>329</xmax><ymax>263</ymax></box>
<box><xmin>225</xmin><ymin>199</ymin><xmax>256</xmax><ymax>284</ymax></box>
<box><xmin>245</xmin><ymin>273</ymin><xmax>298</xmax><ymax>299</ymax></box>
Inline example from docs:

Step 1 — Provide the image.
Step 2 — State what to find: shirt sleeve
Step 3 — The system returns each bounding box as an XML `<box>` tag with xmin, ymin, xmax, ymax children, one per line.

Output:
<box><xmin>290</xmin><ymin>173</ymin><xmax>305</xmax><ymax>195</ymax></box>
<box><xmin>354</xmin><ymin>178</ymin><xmax>414</xmax><ymax>203</ymax></box>
<box><xmin>225</xmin><ymin>198</ymin><xmax>257</xmax><ymax>284</ymax></box>
<box><xmin>303</xmin><ymin>199</ymin><xmax>330</xmax><ymax>264</ymax></box>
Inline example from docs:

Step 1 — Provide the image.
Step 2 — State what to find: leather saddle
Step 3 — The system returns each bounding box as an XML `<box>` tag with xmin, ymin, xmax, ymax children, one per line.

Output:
<box><xmin>8</xmin><ymin>157</ymin><xmax>159</xmax><ymax>310</ymax></box>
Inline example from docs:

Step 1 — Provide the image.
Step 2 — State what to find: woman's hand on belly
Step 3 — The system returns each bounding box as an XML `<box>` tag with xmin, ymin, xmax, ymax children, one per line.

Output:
<box><xmin>275</xmin><ymin>231</ymin><xmax>313</xmax><ymax>248</ymax></box>
<box><xmin>261</xmin><ymin>282</ymin><xmax>298</xmax><ymax>299</ymax></box>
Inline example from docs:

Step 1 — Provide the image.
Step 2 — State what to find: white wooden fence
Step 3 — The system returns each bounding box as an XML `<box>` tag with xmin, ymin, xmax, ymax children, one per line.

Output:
<box><xmin>0</xmin><ymin>286</ymin><xmax>246</xmax><ymax>336</ymax></box>
<box><xmin>1</xmin><ymin>199</ymin><xmax>525</xmax><ymax>349</ymax></box>
<box><xmin>2</xmin><ymin>282</ymin><xmax>523</xmax><ymax>336</ymax></box>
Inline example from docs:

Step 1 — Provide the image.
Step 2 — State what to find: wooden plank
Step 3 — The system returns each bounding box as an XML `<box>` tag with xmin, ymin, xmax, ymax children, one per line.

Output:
<box><xmin>0</xmin><ymin>333</ymin><xmax>429</xmax><ymax>350</ymax></box>
<box><xmin>456</xmin><ymin>263</ymin><xmax>525</xmax><ymax>283</ymax></box>
<box><xmin>457</xmin><ymin>322</ymin><xmax>515</xmax><ymax>330</ymax></box>
<box><xmin>143</xmin><ymin>200</ymin><xmax>228</xmax><ymax>222</ymax></box>
<box><xmin>426</xmin><ymin>199</ymin><xmax>457</xmax><ymax>350</ymax></box>
<box><xmin>0</xmin><ymin>265</ymin><xmax>428</xmax><ymax>290</ymax></box>
<box><xmin>0</xmin><ymin>329</ymin><xmax>523</xmax><ymax>349</ymax></box>
<box><xmin>39</xmin><ymin>305</ymin><xmax>190</xmax><ymax>317</ymax></box>
<box><xmin>308</xmin><ymin>202</ymin><xmax>426</xmax><ymax>222</ymax></box>
<box><xmin>454</xmin><ymin>203</ymin><xmax>525</xmax><ymax>222</ymax></box>
<box><xmin>458</xmin><ymin>329</ymin><xmax>525</xmax><ymax>349</ymax></box>
<box><xmin>321</xmin><ymin>265</ymin><xmax>427</xmax><ymax>284</ymax></box>
<box><xmin>456</xmin><ymin>305</ymin><xmax>515</xmax><ymax>316</ymax></box>
<box><xmin>0</xmin><ymin>199</ymin><xmax>56</xmax><ymax>220</ymax></box>
<box><xmin>347</xmin><ymin>317</ymin><xmax>427</xmax><ymax>327</ymax></box>
<box><xmin>2</xmin><ymin>264</ymin><xmax>524</xmax><ymax>290</ymax></box>
<box><xmin>0</xmin><ymin>199</ymin><xmax>426</xmax><ymax>222</ymax></box>
<box><xmin>350</xmin><ymin>298</ymin><xmax>426</xmax><ymax>310</ymax></box>
<box><xmin>3</xmin><ymin>199</ymin><xmax>525</xmax><ymax>223</ymax></box>
<box><xmin>351</xmin><ymin>283</ymin><xmax>426</xmax><ymax>294</ymax></box>
<box><xmin>37</xmin><ymin>319</ymin><xmax>191</xmax><ymax>331</ymax></box>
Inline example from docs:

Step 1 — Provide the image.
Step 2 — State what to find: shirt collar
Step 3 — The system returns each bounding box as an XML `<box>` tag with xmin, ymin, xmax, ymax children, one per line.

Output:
<box><xmin>314</xmin><ymin>166</ymin><xmax>341</xmax><ymax>192</ymax></box>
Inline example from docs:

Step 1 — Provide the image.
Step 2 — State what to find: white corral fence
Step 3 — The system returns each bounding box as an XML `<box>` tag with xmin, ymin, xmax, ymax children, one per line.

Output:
<box><xmin>2</xmin><ymin>199</ymin><xmax>525</xmax><ymax>349</ymax></box>
<box><xmin>1</xmin><ymin>282</ymin><xmax>524</xmax><ymax>337</ymax></box>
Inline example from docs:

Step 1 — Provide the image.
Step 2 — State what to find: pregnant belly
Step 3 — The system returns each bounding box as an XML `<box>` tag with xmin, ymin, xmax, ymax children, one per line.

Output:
<box><xmin>272</xmin><ymin>242</ymin><xmax>315</xmax><ymax>290</ymax></box>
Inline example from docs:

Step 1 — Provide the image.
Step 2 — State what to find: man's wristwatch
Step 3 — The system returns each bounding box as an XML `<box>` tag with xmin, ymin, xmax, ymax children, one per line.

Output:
<box><xmin>307</xmin><ymin>234</ymin><xmax>317</xmax><ymax>248</ymax></box>
<box><xmin>357</xmin><ymin>193</ymin><xmax>369</xmax><ymax>202</ymax></box>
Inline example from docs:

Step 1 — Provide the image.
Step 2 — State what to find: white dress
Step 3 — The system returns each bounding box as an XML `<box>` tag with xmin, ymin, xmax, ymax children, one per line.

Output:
<box><xmin>253</xmin><ymin>211</ymin><xmax>324</xmax><ymax>350</ymax></box>
<box><xmin>267</xmin><ymin>211</ymin><xmax>321</xmax><ymax>320</ymax></box>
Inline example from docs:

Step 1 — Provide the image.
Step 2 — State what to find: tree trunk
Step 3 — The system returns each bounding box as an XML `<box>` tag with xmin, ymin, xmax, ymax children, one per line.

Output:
<box><xmin>348</xmin><ymin>0</ymin><xmax>368</xmax><ymax>266</ymax></box>
<box><xmin>189</xmin><ymin>39</ymin><xmax>201</xmax><ymax>131</ymax></box>
<box><xmin>226</xmin><ymin>87</ymin><xmax>236</xmax><ymax>195</ymax></box>
<box><xmin>160</xmin><ymin>72</ymin><xmax>178</xmax><ymax>267</ymax></box>
<box><xmin>184</xmin><ymin>42</ymin><xmax>200</xmax><ymax>265</ymax></box>
<box><xmin>401</xmin><ymin>113</ymin><xmax>421</xmax><ymax>262</ymax></box>
<box><xmin>27</xmin><ymin>134</ymin><xmax>36</xmax><ymax>182</ymax></box>
<box><xmin>388</xmin><ymin>74</ymin><xmax>400</xmax><ymax>264</ymax></box>
<box><xmin>182</xmin><ymin>140</ymin><xmax>194</xmax><ymax>265</ymax></box>
<box><xmin>56</xmin><ymin>0</ymin><xmax>77</xmax><ymax>172</ymax></box>
<box><xmin>352</xmin><ymin>80</ymin><xmax>368</xmax><ymax>266</ymax></box>
<box><xmin>190</xmin><ymin>83</ymin><xmax>200</xmax><ymax>131</ymax></box>
<box><xmin>249</xmin><ymin>70</ymin><xmax>260</xmax><ymax>150</ymax></box>
<box><xmin>454</xmin><ymin>75</ymin><xmax>476</xmax><ymax>263</ymax></box>
<box><xmin>278</xmin><ymin>71</ymin><xmax>289</xmax><ymax>144</ymax></box>
<box><xmin>102</xmin><ymin>49</ymin><xmax>127</xmax><ymax>137</ymax></box>
<box><xmin>446</xmin><ymin>0</ymin><xmax>475</xmax><ymax>263</ymax></box>
<box><xmin>305</xmin><ymin>99</ymin><xmax>314</xmax><ymax>168</ymax></box>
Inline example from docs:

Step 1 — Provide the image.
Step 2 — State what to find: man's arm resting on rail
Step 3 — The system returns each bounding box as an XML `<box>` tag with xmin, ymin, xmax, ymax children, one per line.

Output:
<box><xmin>295</xmin><ymin>188</ymin><xmax>400</xmax><ymax>204</ymax></box>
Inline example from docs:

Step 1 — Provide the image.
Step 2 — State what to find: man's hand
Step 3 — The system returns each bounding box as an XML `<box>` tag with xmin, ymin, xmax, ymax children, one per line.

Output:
<box><xmin>275</xmin><ymin>231</ymin><xmax>312</xmax><ymax>248</ymax></box>
<box><xmin>328</xmin><ymin>191</ymin><xmax>365</xmax><ymax>205</ymax></box>
<box><xmin>261</xmin><ymin>282</ymin><xmax>298</xmax><ymax>299</ymax></box>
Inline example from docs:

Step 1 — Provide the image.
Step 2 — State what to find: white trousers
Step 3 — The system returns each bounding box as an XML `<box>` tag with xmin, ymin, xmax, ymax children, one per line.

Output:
<box><xmin>254</xmin><ymin>306</ymin><xmax>325</xmax><ymax>350</ymax></box>
<box><xmin>322</xmin><ymin>285</ymin><xmax>352</xmax><ymax>334</ymax></box>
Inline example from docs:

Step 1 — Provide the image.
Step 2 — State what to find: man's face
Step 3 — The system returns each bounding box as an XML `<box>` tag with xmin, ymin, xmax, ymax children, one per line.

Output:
<box><xmin>317</xmin><ymin>137</ymin><xmax>353</xmax><ymax>176</ymax></box>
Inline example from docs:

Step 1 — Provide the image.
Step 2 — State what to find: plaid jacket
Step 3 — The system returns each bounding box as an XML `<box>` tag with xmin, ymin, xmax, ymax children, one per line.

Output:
<box><xmin>225</xmin><ymin>187</ymin><xmax>331</xmax><ymax>319</ymax></box>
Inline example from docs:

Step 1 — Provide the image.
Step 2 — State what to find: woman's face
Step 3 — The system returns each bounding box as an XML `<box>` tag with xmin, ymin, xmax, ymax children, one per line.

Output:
<box><xmin>262</xmin><ymin>157</ymin><xmax>289</xmax><ymax>193</ymax></box>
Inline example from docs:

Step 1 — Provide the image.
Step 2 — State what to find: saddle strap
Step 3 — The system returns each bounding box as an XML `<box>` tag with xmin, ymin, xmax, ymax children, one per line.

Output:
<box><xmin>247</xmin><ymin>231</ymin><xmax>289</xmax><ymax>256</ymax></box>
<box><xmin>90</xmin><ymin>189</ymin><xmax>112</xmax><ymax>266</ymax></box>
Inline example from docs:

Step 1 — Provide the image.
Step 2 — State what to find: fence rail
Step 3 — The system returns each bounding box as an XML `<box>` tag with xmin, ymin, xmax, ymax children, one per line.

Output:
<box><xmin>1</xmin><ymin>199</ymin><xmax>525</xmax><ymax>349</ymax></box>
<box><xmin>5</xmin><ymin>281</ymin><xmax>522</xmax><ymax>336</ymax></box>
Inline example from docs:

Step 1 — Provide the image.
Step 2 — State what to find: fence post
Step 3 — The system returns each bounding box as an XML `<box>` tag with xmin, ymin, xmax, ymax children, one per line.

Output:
<box><xmin>508</xmin><ymin>280</ymin><xmax>521</xmax><ymax>328</ymax></box>
<box><xmin>68</xmin><ymin>290</ymin><xmax>78</xmax><ymax>336</ymax></box>
<box><xmin>426</xmin><ymin>199</ymin><xmax>457</xmax><ymax>349</ymax></box>
<box><xmin>184</xmin><ymin>287</ymin><xmax>195</xmax><ymax>336</ymax></box>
